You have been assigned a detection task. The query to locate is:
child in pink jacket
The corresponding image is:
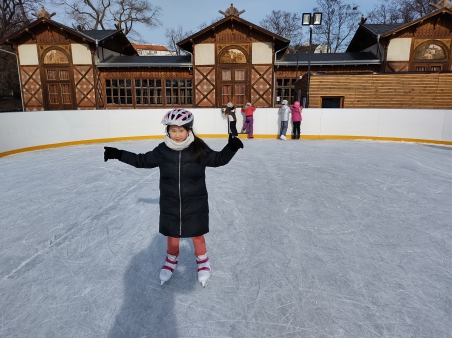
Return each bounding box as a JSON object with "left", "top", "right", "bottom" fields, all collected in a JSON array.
[
  {"left": 241, "top": 102, "right": 256, "bottom": 138},
  {"left": 290, "top": 101, "right": 303, "bottom": 139}
]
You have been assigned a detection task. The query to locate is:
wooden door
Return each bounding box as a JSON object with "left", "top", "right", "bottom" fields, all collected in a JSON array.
[
  {"left": 218, "top": 67, "right": 247, "bottom": 107},
  {"left": 44, "top": 68, "right": 74, "bottom": 110}
]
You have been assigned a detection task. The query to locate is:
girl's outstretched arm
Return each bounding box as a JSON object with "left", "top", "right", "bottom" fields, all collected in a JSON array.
[
  {"left": 103, "top": 145, "right": 162, "bottom": 169},
  {"left": 204, "top": 135, "right": 243, "bottom": 168},
  {"left": 120, "top": 147, "right": 162, "bottom": 169}
]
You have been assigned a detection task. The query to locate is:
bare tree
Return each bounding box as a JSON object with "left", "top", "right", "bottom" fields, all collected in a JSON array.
[
  {"left": 54, "top": 0, "right": 111, "bottom": 30},
  {"left": 53, "top": 0, "right": 162, "bottom": 38},
  {"left": 0, "top": 0, "right": 41, "bottom": 38},
  {"left": 259, "top": 10, "right": 303, "bottom": 47},
  {"left": 197, "top": 16, "right": 223, "bottom": 31},
  {"left": 366, "top": 0, "right": 435, "bottom": 24},
  {"left": 312, "top": 0, "right": 360, "bottom": 53},
  {"left": 365, "top": 2, "right": 401, "bottom": 24},
  {"left": 165, "top": 26, "right": 193, "bottom": 55},
  {"left": 111, "top": 0, "right": 161, "bottom": 37},
  {"left": 400, "top": 0, "right": 434, "bottom": 18}
]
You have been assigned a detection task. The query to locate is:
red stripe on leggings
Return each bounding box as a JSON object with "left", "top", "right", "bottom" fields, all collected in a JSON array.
[
  {"left": 166, "top": 257, "right": 178, "bottom": 264},
  {"left": 162, "top": 265, "right": 174, "bottom": 272}
]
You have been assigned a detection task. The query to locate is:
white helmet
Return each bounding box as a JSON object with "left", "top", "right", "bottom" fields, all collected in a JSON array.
[
  {"left": 161, "top": 108, "right": 194, "bottom": 128},
  {"left": 227, "top": 102, "right": 233, "bottom": 108},
  {"left": 282, "top": 99, "right": 288, "bottom": 105}
]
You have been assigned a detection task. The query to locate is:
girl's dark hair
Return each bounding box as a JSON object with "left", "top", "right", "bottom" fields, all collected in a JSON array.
[{"left": 166, "top": 125, "right": 212, "bottom": 162}]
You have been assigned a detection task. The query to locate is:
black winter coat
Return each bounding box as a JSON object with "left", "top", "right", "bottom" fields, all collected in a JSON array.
[{"left": 120, "top": 142, "right": 236, "bottom": 237}]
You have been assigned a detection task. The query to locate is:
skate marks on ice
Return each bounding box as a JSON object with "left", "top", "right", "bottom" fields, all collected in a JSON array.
[
  {"left": 108, "top": 236, "right": 196, "bottom": 338},
  {"left": 194, "top": 140, "right": 451, "bottom": 337},
  {"left": 1, "top": 169, "right": 158, "bottom": 282},
  {"left": 0, "top": 140, "right": 451, "bottom": 337}
]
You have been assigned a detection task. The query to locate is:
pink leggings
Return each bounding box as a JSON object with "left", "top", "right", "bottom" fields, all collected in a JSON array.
[{"left": 167, "top": 235, "right": 207, "bottom": 257}]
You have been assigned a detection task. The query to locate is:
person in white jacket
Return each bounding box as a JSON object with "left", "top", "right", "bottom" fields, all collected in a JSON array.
[{"left": 278, "top": 99, "right": 291, "bottom": 140}]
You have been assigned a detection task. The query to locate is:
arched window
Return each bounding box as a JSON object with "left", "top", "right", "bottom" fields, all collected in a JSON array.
[
  {"left": 412, "top": 41, "right": 449, "bottom": 72},
  {"left": 43, "top": 49, "right": 69, "bottom": 64},
  {"left": 219, "top": 48, "right": 247, "bottom": 64},
  {"left": 414, "top": 43, "right": 446, "bottom": 60}
]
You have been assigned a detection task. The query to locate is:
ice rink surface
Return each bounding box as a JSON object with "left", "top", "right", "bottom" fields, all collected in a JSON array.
[{"left": 1, "top": 138, "right": 451, "bottom": 338}]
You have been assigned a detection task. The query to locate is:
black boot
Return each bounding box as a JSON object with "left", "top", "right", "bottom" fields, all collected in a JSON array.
[{"left": 296, "top": 131, "right": 300, "bottom": 139}]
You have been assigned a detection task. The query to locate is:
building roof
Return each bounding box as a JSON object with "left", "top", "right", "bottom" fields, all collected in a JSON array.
[
  {"left": 362, "top": 24, "right": 405, "bottom": 36},
  {"left": 347, "top": 8, "right": 452, "bottom": 52},
  {"left": 97, "top": 55, "right": 191, "bottom": 68},
  {"left": 358, "top": 7, "right": 452, "bottom": 38},
  {"left": 378, "top": 7, "right": 452, "bottom": 37},
  {"left": 0, "top": 18, "right": 136, "bottom": 55},
  {"left": 97, "top": 51, "right": 380, "bottom": 68},
  {"left": 276, "top": 52, "right": 381, "bottom": 66},
  {"left": 346, "top": 23, "right": 404, "bottom": 52},
  {"left": 0, "top": 19, "right": 110, "bottom": 44},
  {"left": 177, "top": 15, "right": 289, "bottom": 53}
]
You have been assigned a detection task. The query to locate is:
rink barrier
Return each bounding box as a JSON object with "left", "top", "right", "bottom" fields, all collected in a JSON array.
[{"left": 0, "top": 108, "right": 451, "bottom": 158}]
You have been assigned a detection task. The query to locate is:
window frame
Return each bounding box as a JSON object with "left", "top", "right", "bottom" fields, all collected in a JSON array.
[
  {"left": 275, "top": 77, "right": 297, "bottom": 105},
  {"left": 105, "top": 78, "right": 133, "bottom": 106},
  {"left": 321, "top": 96, "right": 344, "bottom": 108},
  {"left": 165, "top": 78, "right": 193, "bottom": 106},
  {"left": 105, "top": 77, "right": 194, "bottom": 107},
  {"left": 135, "top": 79, "right": 162, "bottom": 106}
]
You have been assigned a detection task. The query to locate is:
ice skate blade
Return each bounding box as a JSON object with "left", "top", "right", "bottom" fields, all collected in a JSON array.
[
  {"left": 201, "top": 281, "right": 208, "bottom": 287},
  {"left": 160, "top": 280, "right": 165, "bottom": 285}
]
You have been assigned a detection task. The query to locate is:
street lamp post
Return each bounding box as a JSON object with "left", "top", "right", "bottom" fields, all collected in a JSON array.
[
  {"left": 0, "top": 48, "right": 24, "bottom": 111},
  {"left": 302, "top": 12, "right": 322, "bottom": 108},
  {"left": 295, "top": 50, "right": 299, "bottom": 80}
]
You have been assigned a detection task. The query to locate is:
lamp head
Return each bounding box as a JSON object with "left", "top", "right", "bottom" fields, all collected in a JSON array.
[{"left": 302, "top": 12, "right": 322, "bottom": 26}]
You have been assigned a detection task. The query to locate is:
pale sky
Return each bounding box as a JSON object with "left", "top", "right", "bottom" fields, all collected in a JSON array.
[{"left": 131, "top": 0, "right": 382, "bottom": 46}]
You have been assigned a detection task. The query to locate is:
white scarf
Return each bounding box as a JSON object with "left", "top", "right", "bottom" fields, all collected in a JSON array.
[{"left": 164, "top": 131, "right": 195, "bottom": 151}]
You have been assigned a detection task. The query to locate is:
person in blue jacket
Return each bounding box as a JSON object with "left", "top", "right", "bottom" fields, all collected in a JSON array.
[{"left": 103, "top": 108, "right": 243, "bottom": 286}]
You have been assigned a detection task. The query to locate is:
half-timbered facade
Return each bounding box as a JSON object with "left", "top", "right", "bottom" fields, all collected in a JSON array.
[
  {"left": 0, "top": 4, "right": 451, "bottom": 111},
  {"left": 176, "top": 15, "right": 289, "bottom": 108},
  {"left": 0, "top": 9, "right": 136, "bottom": 111}
]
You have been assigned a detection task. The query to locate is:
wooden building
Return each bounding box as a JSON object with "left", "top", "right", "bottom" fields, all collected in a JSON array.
[
  {"left": 0, "top": 4, "right": 451, "bottom": 111},
  {"left": 296, "top": 6, "right": 452, "bottom": 108},
  {"left": 0, "top": 8, "right": 136, "bottom": 111}
]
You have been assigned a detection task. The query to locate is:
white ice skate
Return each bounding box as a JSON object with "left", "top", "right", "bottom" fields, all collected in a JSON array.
[
  {"left": 159, "top": 254, "right": 178, "bottom": 285},
  {"left": 196, "top": 254, "right": 211, "bottom": 287}
]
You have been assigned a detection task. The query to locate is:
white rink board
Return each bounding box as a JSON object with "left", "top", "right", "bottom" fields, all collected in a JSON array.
[
  {"left": 0, "top": 108, "right": 451, "bottom": 155},
  {"left": 319, "top": 109, "right": 380, "bottom": 137},
  {"left": 377, "top": 109, "right": 448, "bottom": 140}
]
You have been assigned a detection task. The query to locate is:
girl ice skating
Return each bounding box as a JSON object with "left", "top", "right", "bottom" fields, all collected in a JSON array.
[
  {"left": 241, "top": 102, "right": 256, "bottom": 138},
  {"left": 223, "top": 102, "right": 238, "bottom": 137},
  {"left": 103, "top": 108, "right": 244, "bottom": 286}
]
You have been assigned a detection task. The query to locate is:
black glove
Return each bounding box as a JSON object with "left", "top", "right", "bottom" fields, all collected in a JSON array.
[
  {"left": 104, "top": 147, "right": 123, "bottom": 162},
  {"left": 227, "top": 134, "right": 244, "bottom": 152}
]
